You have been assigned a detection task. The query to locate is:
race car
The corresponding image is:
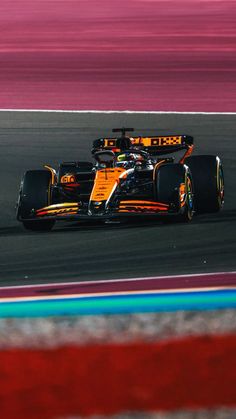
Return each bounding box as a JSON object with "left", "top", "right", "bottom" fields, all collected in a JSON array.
[{"left": 16, "top": 127, "right": 224, "bottom": 231}]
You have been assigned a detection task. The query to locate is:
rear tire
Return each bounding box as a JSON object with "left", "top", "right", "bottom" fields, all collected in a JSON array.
[
  {"left": 17, "top": 170, "right": 55, "bottom": 231},
  {"left": 185, "top": 155, "right": 224, "bottom": 213},
  {"left": 155, "top": 163, "right": 194, "bottom": 222}
]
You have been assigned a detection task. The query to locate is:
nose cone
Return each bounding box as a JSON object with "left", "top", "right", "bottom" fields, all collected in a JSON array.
[{"left": 89, "top": 200, "right": 106, "bottom": 215}]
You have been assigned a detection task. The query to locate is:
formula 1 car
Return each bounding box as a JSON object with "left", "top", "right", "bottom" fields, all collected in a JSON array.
[{"left": 16, "top": 127, "right": 224, "bottom": 231}]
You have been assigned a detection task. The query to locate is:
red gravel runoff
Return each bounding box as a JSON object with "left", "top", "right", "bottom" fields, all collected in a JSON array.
[{"left": 1, "top": 335, "right": 236, "bottom": 418}]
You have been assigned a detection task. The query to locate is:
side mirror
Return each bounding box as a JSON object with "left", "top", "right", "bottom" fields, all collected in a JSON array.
[{"left": 94, "top": 150, "right": 116, "bottom": 167}]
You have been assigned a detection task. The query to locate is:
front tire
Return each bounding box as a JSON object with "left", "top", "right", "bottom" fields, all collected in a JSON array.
[
  {"left": 17, "top": 170, "right": 55, "bottom": 231},
  {"left": 185, "top": 155, "right": 224, "bottom": 213},
  {"left": 155, "top": 163, "right": 194, "bottom": 222}
]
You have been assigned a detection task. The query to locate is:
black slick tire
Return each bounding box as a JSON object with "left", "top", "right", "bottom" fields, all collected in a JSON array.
[
  {"left": 155, "top": 163, "right": 194, "bottom": 222},
  {"left": 17, "top": 170, "right": 55, "bottom": 231},
  {"left": 185, "top": 155, "right": 224, "bottom": 213}
]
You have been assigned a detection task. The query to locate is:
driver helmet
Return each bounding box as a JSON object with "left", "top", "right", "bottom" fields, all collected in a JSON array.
[
  {"left": 116, "top": 152, "right": 145, "bottom": 167},
  {"left": 117, "top": 153, "right": 128, "bottom": 162},
  {"left": 116, "top": 153, "right": 130, "bottom": 168}
]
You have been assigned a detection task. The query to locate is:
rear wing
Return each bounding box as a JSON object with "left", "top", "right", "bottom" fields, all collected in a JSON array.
[{"left": 93, "top": 135, "right": 193, "bottom": 154}]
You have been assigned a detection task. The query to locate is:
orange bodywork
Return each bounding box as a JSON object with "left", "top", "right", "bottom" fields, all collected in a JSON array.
[
  {"left": 131, "top": 136, "right": 182, "bottom": 147},
  {"left": 103, "top": 135, "right": 188, "bottom": 150},
  {"left": 36, "top": 203, "right": 79, "bottom": 217},
  {"left": 119, "top": 200, "right": 169, "bottom": 213},
  {"left": 61, "top": 174, "right": 76, "bottom": 184},
  {"left": 44, "top": 165, "right": 57, "bottom": 184},
  {"left": 179, "top": 183, "right": 186, "bottom": 207},
  {"left": 90, "top": 168, "right": 127, "bottom": 202},
  {"left": 179, "top": 144, "right": 194, "bottom": 164}
]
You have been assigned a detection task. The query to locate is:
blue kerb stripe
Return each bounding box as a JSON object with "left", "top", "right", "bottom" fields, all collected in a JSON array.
[{"left": 0, "top": 289, "right": 236, "bottom": 318}]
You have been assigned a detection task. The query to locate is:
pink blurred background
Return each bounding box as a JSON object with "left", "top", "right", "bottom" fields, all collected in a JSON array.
[{"left": 0, "top": 0, "right": 235, "bottom": 111}]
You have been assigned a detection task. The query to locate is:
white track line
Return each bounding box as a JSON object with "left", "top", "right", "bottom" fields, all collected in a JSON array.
[
  {"left": 0, "top": 271, "right": 235, "bottom": 290},
  {"left": 0, "top": 109, "right": 236, "bottom": 115}
]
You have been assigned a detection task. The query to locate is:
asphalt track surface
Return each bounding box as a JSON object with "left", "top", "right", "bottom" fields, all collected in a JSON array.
[{"left": 0, "top": 111, "right": 235, "bottom": 286}]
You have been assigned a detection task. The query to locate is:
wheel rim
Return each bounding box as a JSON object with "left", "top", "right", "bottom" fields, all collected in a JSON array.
[
  {"left": 217, "top": 163, "right": 224, "bottom": 207},
  {"left": 186, "top": 175, "right": 194, "bottom": 219}
]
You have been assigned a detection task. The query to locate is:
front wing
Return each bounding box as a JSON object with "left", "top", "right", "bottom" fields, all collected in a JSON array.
[{"left": 18, "top": 200, "right": 182, "bottom": 222}]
